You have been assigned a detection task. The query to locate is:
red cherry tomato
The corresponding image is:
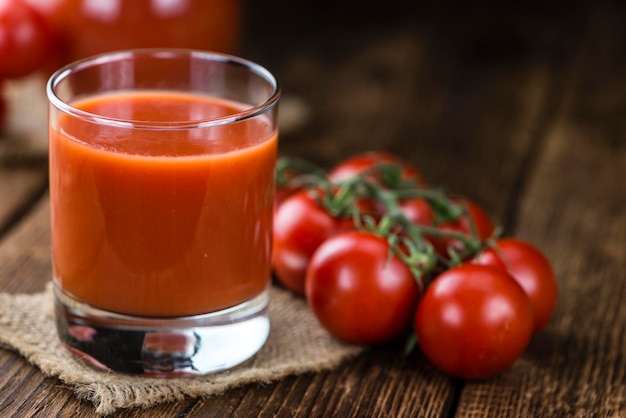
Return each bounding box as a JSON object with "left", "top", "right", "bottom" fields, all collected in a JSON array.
[
  {"left": 0, "top": 0, "right": 54, "bottom": 78},
  {"left": 415, "top": 264, "right": 534, "bottom": 380},
  {"left": 429, "top": 199, "right": 496, "bottom": 258},
  {"left": 306, "top": 231, "right": 420, "bottom": 345},
  {"left": 400, "top": 197, "right": 435, "bottom": 227},
  {"left": 474, "top": 238, "right": 558, "bottom": 334},
  {"left": 274, "top": 183, "right": 299, "bottom": 212},
  {"left": 272, "top": 189, "right": 352, "bottom": 295},
  {"left": 328, "top": 151, "right": 426, "bottom": 186}
]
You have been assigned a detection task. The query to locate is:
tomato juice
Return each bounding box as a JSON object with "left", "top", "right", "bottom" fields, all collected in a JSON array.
[{"left": 49, "top": 91, "right": 277, "bottom": 317}]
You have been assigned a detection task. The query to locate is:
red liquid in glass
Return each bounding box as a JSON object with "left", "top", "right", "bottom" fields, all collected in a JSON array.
[{"left": 50, "top": 91, "right": 277, "bottom": 317}]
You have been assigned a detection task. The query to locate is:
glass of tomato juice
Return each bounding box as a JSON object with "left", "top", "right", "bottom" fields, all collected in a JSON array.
[{"left": 46, "top": 49, "right": 280, "bottom": 376}]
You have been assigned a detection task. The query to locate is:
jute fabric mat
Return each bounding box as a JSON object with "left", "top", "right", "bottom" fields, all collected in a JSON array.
[{"left": 0, "top": 284, "right": 363, "bottom": 415}]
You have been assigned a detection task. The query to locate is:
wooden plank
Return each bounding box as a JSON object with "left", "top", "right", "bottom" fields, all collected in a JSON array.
[
  {"left": 191, "top": 349, "right": 456, "bottom": 417},
  {"left": 0, "top": 197, "right": 50, "bottom": 294},
  {"left": 456, "top": 3, "right": 626, "bottom": 417},
  {"left": 0, "top": 166, "right": 47, "bottom": 237}
]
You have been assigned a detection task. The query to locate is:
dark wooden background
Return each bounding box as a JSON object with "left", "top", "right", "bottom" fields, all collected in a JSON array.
[{"left": 0, "top": 0, "right": 624, "bottom": 416}]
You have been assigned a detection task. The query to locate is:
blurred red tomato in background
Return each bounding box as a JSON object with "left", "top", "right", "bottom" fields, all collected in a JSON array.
[{"left": 26, "top": 0, "right": 242, "bottom": 74}]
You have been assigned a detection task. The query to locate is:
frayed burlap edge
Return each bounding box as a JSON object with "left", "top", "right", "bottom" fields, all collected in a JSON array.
[{"left": 0, "top": 285, "right": 364, "bottom": 415}]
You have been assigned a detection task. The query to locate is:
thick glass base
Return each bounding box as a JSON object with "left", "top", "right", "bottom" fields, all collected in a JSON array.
[{"left": 53, "top": 283, "right": 270, "bottom": 376}]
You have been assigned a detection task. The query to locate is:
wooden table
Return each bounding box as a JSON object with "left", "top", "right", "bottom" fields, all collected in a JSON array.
[{"left": 1, "top": 1, "right": 624, "bottom": 416}]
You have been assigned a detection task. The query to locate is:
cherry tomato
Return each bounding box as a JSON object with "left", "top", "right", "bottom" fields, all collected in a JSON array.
[
  {"left": 474, "top": 238, "right": 558, "bottom": 334},
  {"left": 275, "top": 183, "right": 299, "bottom": 213},
  {"left": 429, "top": 199, "right": 496, "bottom": 258},
  {"left": 0, "top": 0, "right": 54, "bottom": 78},
  {"left": 328, "top": 151, "right": 426, "bottom": 186},
  {"left": 306, "top": 231, "right": 420, "bottom": 345},
  {"left": 272, "top": 189, "right": 352, "bottom": 295},
  {"left": 400, "top": 197, "right": 435, "bottom": 227},
  {"left": 415, "top": 264, "right": 534, "bottom": 380}
]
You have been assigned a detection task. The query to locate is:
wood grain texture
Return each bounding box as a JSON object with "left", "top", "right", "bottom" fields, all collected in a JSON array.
[
  {"left": 0, "top": 166, "right": 47, "bottom": 237},
  {"left": 0, "top": 1, "right": 624, "bottom": 416}
]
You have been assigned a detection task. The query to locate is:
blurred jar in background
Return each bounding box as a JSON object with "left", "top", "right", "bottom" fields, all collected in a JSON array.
[{"left": 27, "top": 0, "right": 242, "bottom": 72}]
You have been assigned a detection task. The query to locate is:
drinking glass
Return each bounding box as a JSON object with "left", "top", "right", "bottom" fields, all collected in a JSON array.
[{"left": 47, "top": 49, "right": 280, "bottom": 375}]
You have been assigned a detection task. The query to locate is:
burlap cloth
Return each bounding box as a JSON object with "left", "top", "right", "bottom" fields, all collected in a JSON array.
[{"left": 0, "top": 284, "right": 364, "bottom": 415}]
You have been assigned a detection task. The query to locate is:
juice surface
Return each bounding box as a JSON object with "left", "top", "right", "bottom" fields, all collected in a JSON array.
[{"left": 49, "top": 91, "right": 277, "bottom": 317}]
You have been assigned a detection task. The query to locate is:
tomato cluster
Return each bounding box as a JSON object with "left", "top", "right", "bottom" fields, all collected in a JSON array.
[{"left": 273, "top": 151, "right": 558, "bottom": 380}]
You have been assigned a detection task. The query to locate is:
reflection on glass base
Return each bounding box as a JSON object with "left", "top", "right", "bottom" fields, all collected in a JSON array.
[{"left": 53, "top": 283, "right": 270, "bottom": 376}]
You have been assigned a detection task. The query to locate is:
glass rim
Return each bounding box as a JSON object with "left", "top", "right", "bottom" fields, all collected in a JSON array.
[{"left": 46, "top": 48, "right": 281, "bottom": 130}]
